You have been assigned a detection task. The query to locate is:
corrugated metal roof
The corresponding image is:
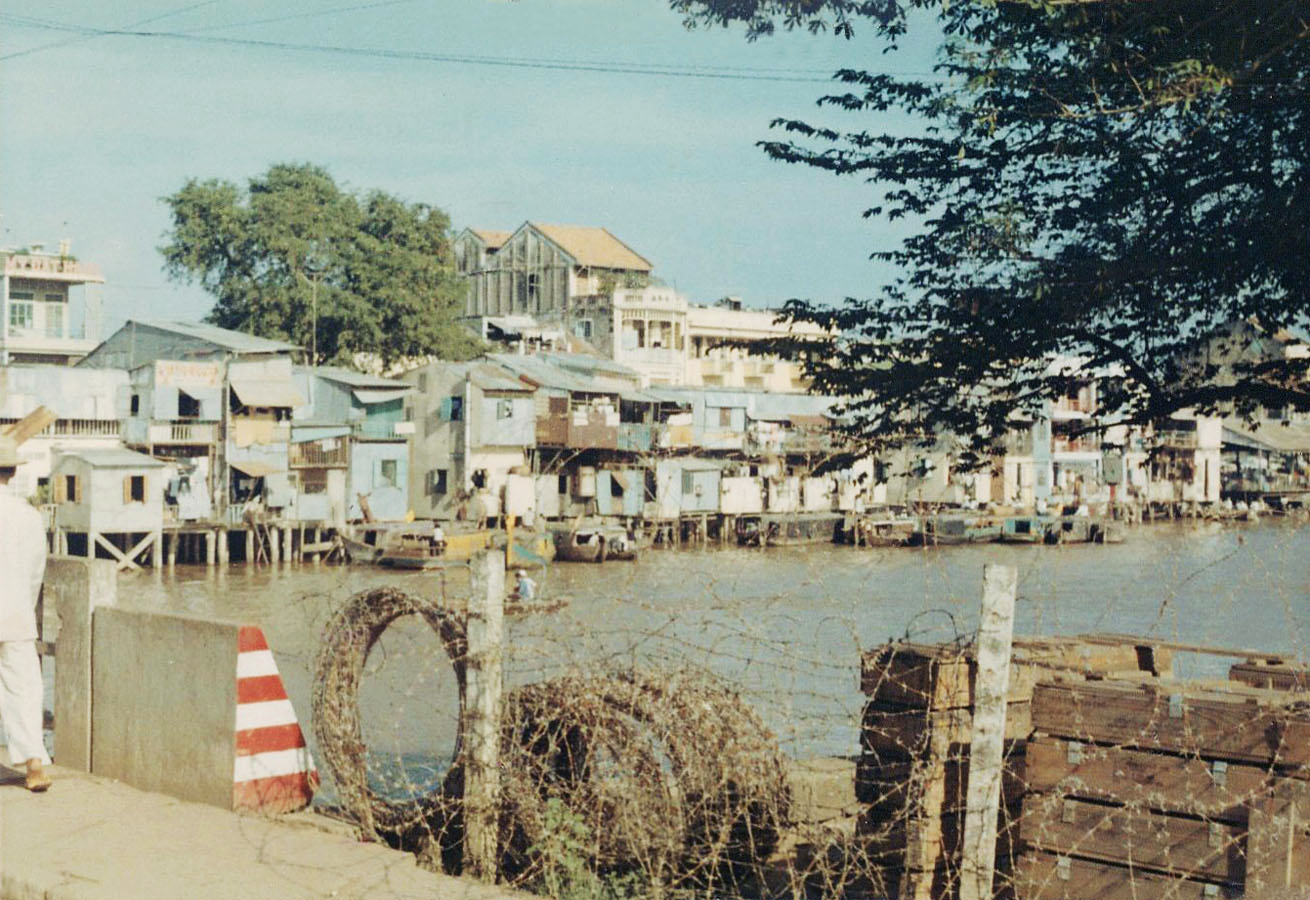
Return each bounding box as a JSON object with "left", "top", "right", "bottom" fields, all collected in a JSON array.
[
  {"left": 469, "top": 363, "right": 532, "bottom": 393},
  {"left": 309, "top": 366, "right": 410, "bottom": 390},
  {"left": 136, "top": 321, "right": 298, "bottom": 353},
  {"left": 678, "top": 457, "right": 730, "bottom": 472},
  {"left": 487, "top": 353, "right": 631, "bottom": 396},
  {"left": 530, "top": 224, "right": 653, "bottom": 271},
  {"left": 230, "top": 459, "right": 285, "bottom": 478},
  {"left": 1223, "top": 420, "right": 1310, "bottom": 453},
  {"left": 352, "top": 388, "right": 409, "bottom": 405},
  {"left": 61, "top": 448, "right": 164, "bottom": 468}
]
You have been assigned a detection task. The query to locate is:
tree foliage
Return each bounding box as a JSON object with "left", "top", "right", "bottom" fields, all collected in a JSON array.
[
  {"left": 676, "top": 0, "right": 1310, "bottom": 461},
  {"left": 160, "top": 163, "right": 482, "bottom": 370}
]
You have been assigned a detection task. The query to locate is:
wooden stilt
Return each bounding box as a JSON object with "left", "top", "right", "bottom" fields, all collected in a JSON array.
[{"left": 245, "top": 528, "right": 254, "bottom": 565}]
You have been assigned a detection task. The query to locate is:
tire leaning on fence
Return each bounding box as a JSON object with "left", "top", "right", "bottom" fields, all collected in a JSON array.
[{"left": 312, "top": 586, "right": 468, "bottom": 852}]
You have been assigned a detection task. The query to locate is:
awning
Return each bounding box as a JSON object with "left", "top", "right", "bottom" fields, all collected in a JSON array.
[
  {"left": 679, "top": 458, "right": 727, "bottom": 472},
  {"left": 1223, "top": 420, "right": 1310, "bottom": 453},
  {"left": 351, "top": 387, "right": 409, "bottom": 405},
  {"left": 229, "top": 460, "right": 284, "bottom": 478},
  {"left": 609, "top": 470, "right": 630, "bottom": 491},
  {"left": 230, "top": 378, "right": 304, "bottom": 409},
  {"left": 788, "top": 414, "right": 830, "bottom": 428}
]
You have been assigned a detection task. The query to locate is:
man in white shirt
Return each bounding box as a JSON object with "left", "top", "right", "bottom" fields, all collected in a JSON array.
[{"left": 0, "top": 436, "right": 51, "bottom": 791}]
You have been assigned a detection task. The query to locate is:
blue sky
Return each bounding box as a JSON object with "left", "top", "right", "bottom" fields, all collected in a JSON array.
[{"left": 0, "top": 0, "right": 938, "bottom": 334}]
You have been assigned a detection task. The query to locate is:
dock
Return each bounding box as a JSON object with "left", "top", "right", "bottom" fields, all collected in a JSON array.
[{"left": 0, "top": 756, "right": 522, "bottom": 900}]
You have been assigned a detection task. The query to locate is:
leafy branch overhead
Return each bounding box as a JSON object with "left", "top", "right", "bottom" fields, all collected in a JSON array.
[
  {"left": 676, "top": 0, "right": 1310, "bottom": 463},
  {"left": 159, "top": 163, "right": 482, "bottom": 370}
]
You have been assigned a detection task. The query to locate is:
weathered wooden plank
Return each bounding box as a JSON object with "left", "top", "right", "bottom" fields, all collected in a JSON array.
[
  {"left": 1244, "top": 782, "right": 1310, "bottom": 899},
  {"left": 1031, "top": 680, "right": 1310, "bottom": 767},
  {"left": 1024, "top": 736, "right": 1277, "bottom": 823},
  {"left": 1019, "top": 794, "right": 1247, "bottom": 882},
  {"left": 1230, "top": 660, "right": 1310, "bottom": 693},
  {"left": 1014, "top": 851, "right": 1241, "bottom": 900},
  {"left": 858, "top": 803, "right": 1025, "bottom": 865},
  {"left": 856, "top": 755, "right": 1027, "bottom": 814},
  {"left": 862, "top": 702, "right": 1032, "bottom": 760}
]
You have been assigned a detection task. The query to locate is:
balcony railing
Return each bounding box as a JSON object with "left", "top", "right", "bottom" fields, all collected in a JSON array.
[
  {"left": 290, "top": 441, "right": 349, "bottom": 468},
  {"left": 1, "top": 418, "right": 121, "bottom": 439},
  {"left": 149, "top": 421, "right": 217, "bottom": 444}
]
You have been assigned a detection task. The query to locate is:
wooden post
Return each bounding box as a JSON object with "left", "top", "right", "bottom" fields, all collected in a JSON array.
[
  {"left": 959, "top": 564, "right": 1018, "bottom": 900},
  {"left": 464, "top": 549, "right": 505, "bottom": 882},
  {"left": 244, "top": 528, "right": 254, "bottom": 565}
]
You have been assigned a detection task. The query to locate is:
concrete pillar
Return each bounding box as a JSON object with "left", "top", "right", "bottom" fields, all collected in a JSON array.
[
  {"left": 217, "top": 528, "right": 229, "bottom": 565},
  {"left": 167, "top": 532, "right": 178, "bottom": 567},
  {"left": 152, "top": 531, "right": 162, "bottom": 569},
  {"left": 270, "top": 526, "right": 280, "bottom": 565},
  {"left": 49, "top": 557, "right": 117, "bottom": 772},
  {"left": 205, "top": 530, "right": 216, "bottom": 567},
  {"left": 465, "top": 550, "right": 505, "bottom": 881},
  {"left": 244, "top": 528, "right": 254, "bottom": 565},
  {"left": 283, "top": 526, "right": 293, "bottom": 564}
]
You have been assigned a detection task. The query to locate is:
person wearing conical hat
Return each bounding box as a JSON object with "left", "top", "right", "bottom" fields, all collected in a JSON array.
[{"left": 0, "top": 434, "right": 51, "bottom": 791}]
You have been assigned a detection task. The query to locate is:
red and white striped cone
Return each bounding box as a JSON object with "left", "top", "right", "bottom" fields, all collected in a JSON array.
[{"left": 233, "top": 626, "right": 318, "bottom": 813}]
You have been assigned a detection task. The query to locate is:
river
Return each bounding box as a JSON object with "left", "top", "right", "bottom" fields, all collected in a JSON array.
[{"left": 110, "top": 518, "right": 1309, "bottom": 800}]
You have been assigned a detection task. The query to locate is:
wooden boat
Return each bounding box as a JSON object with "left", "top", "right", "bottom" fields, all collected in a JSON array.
[
  {"left": 908, "top": 515, "right": 1003, "bottom": 546},
  {"left": 738, "top": 513, "right": 844, "bottom": 547},
  {"left": 999, "top": 515, "right": 1052, "bottom": 544},
  {"left": 339, "top": 533, "right": 384, "bottom": 564},
  {"left": 849, "top": 516, "right": 917, "bottom": 547},
  {"left": 551, "top": 521, "right": 637, "bottom": 563}
]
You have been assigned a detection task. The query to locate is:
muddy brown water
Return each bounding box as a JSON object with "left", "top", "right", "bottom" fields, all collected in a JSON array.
[{"left": 101, "top": 519, "right": 1310, "bottom": 801}]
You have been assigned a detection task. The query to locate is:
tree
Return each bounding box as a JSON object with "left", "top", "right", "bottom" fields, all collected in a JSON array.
[
  {"left": 675, "top": 0, "right": 1310, "bottom": 462},
  {"left": 160, "top": 163, "right": 482, "bottom": 370}
]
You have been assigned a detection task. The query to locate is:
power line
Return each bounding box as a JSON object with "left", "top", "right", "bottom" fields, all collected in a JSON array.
[
  {"left": 0, "top": 15, "right": 847, "bottom": 82},
  {"left": 0, "top": 1, "right": 220, "bottom": 62}
]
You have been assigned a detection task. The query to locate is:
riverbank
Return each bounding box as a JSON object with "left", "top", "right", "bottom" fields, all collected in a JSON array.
[{"left": 0, "top": 753, "right": 521, "bottom": 900}]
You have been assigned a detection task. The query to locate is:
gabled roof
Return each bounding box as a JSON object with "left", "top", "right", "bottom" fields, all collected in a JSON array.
[
  {"left": 135, "top": 321, "right": 298, "bottom": 354},
  {"left": 529, "top": 224, "right": 652, "bottom": 272},
  {"left": 469, "top": 229, "right": 512, "bottom": 250}
]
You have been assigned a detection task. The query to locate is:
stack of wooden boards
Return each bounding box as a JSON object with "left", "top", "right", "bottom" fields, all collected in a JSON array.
[
  {"left": 856, "top": 635, "right": 1172, "bottom": 899},
  {"left": 1017, "top": 656, "right": 1310, "bottom": 899}
]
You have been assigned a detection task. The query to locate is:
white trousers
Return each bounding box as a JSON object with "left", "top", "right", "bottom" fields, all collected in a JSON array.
[{"left": 0, "top": 641, "right": 50, "bottom": 766}]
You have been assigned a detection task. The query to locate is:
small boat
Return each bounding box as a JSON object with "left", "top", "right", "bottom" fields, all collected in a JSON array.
[
  {"left": 738, "top": 513, "right": 844, "bottom": 547},
  {"left": 999, "top": 516, "right": 1051, "bottom": 544},
  {"left": 552, "top": 521, "right": 637, "bottom": 563},
  {"left": 908, "top": 515, "right": 1003, "bottom": 546},
  {"left": 377, "top": 547, "right": 449, "bottom": 570},
  {"left": 339, "top": 533, "right": 384, "bottom": 564},
  {"left": 849, "top": 516, "right": 917, "bottom": 547}
]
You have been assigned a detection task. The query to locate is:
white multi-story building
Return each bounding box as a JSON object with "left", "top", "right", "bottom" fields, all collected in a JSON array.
[{"left": 1, "top": 241, "right": 104, "bottom": 365}]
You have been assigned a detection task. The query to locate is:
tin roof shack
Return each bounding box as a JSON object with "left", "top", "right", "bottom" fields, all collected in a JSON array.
[
  {"left": 1220, "top": 418, "right": 1310, "bottom": 501},
  {"left": 78, "top": 320, "right": 297, "bottom": 370},
  {"left": 52, "top": 448, "right": 165, "bottom": 568},
  {"left": 226, "top": 358, "right": 300, "bottom": 521},
  {"left": 403, "top": 359, "right": 535, "bottom": 521},
  {"left": 0, "top": 365, "right": 128, "bottom": 499},
  {"left": 122, "top": 360, "right": 223, "bottom": 521},
  {"left": 295, "top": 367, "right": 414, "bottom": 522},
  {"left": 594, "top": 468, "right": 645, "bottom": 518}
]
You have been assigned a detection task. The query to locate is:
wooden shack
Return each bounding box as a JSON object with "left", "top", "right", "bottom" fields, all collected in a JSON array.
[{"left": 52, "top": 447, "right": 166, "bottom": 569}]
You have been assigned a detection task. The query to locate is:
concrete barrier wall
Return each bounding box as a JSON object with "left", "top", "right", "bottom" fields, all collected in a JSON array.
[
  {"left": 47, "top": 556, "right": 117, "bottom": 772},
  {"left": 91, "top": 608, "right": 238, "bottom": 809}
]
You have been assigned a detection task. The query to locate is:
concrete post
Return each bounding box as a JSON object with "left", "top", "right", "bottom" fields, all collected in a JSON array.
[
  {"left": 959, "top": 564, "right": 1018, "bottom": 900},
  {"left": 218, "top": 528, "right": 229, "bottom": 565},
  {"left": 244, "top": 528, "right": 254, "bottom": 564},
  {"left": 49, "top": 557, "right": 117, "bottom": 772},
  {"left": 205, "top": 530, "right": 216, "bottom": 567},
  {"left": 464, "top": 550, "right": 505, "bottom": 882}
]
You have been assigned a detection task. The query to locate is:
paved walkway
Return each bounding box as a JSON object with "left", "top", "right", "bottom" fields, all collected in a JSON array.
[{"left": 0, "top": 760, "right": 519, "bottom": 900}]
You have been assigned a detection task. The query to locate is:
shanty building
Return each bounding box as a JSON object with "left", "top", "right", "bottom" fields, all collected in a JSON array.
[{"left": 51, "top": 447, "right": 165, "bottom": 569}]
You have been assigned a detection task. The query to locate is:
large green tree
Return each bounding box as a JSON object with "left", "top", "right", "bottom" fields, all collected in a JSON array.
[
  {"left": 160, "top": 163, "right": 482, "bottom": 370},
  {"left": 676, "top": 0, "right": 1310, "bottom": 461}
]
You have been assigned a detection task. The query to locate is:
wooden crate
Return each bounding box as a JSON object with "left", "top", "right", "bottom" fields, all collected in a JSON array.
[
  {"left": 858, "top": 802, "right": 1025, "bottom": 864},
  {"left": 1015, "top": 850, "right": 1240, "bottom": 899},
  {"left": 856, "top": 755, "right": 1027, "bottom": 815},
  {"left": 1019, "top": 793, "right": 1246, "bottom": 882},
  {"left": 861, "top": 702, "right": 1032, "bottom": 761},
  {"left": 1025, "top": 736, "right": 1275, "bottom": 823},
  {"left": 1229, "top": 658, "right": 1310, "bottom": 692},
  {"left": 1031, "top": 680, "right": 1310, "bottom": 768}
]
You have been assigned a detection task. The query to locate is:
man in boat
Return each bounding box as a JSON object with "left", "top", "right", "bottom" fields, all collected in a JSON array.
[
  {"left": 429, "top": 520, "right": 446, "bottom": 556},
  {"left": 513, "top": 569, "right": 537, "bottom": 604},
  {"left": 0, "top": 435, "right": 51, "bottom": 792}
]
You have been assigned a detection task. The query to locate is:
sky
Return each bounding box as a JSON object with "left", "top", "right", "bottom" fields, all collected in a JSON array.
[{"left": 0, "top": 0, "right": 938, "bottom": 336}]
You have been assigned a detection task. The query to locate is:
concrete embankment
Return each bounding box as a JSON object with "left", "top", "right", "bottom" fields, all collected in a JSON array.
[{"left": 0, "top": 759, "right": 520, "bottom": 900}]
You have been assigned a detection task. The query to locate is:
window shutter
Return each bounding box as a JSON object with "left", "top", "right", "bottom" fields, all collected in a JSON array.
[
  {"left": 54, "top": 474, "right": 65, "bottom": 503},
  {"left": 74, "top": 475, "right": 82, "bottom": 504},
  {"left": 123, "top": 476, "right": 132, "bottom": 504}
]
